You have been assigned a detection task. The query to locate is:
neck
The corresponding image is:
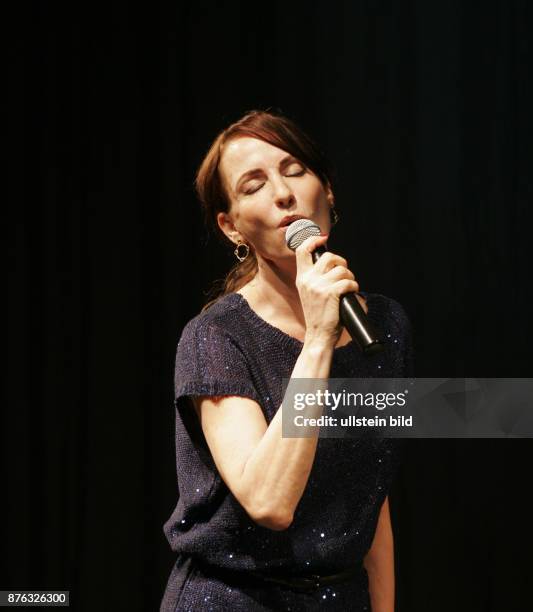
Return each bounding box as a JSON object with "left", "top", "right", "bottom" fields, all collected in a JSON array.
[{"left": 247, "top": 256, "right": 305, "bottom": 327}]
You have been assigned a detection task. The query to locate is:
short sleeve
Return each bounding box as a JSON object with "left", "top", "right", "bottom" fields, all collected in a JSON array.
[
  {"left": 387, "top": 298, "right": 415, "bottom": 377},
  {"left": 174, "top": 318, "right": 261, "bottom": 406}
]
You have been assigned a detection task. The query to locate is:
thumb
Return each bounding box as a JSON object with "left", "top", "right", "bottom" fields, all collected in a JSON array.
[{"left": 294, "top": 234, "right": 329, "bottom": 271}]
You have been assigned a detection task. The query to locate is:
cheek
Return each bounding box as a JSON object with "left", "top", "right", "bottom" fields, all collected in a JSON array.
[
  {"left": 238, "top": 209, "right": 270, "bottom": 243},
  {"left": 240, "top": 201, "right": 271, "bottom": 226},
  {"left": 301, "top": 179, "right": 326, "bottom": 202},
  {"left": 231, "top": 202, "right": 265, "bottom": 227}
]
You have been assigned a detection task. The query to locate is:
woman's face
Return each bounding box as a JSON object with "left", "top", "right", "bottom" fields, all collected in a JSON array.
[{"left": 217, "top": 136, "right": 334, "bottom": 262}]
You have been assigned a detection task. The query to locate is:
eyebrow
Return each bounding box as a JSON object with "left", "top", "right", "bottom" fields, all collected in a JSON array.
[{"left": 234, "top": 154, "right": 300, "bottom": 192}]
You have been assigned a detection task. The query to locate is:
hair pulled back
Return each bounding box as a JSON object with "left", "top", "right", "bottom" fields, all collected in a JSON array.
[{"left": 195, "top": 109, "right": 334, "bottom": 310}]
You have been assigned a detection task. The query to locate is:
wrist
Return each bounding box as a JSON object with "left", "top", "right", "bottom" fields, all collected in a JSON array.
[{"left": 302, "top": 334, "right": 336, "bottom": 354}]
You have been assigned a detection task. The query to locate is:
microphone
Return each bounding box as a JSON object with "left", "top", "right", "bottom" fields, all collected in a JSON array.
[{"left": 285, "top": 218, "right": 383, "bottom": 355}]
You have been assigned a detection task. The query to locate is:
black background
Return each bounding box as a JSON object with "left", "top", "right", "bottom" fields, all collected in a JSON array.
[{"left": 6, "top": 1, "right": 533, "bottom": 610}]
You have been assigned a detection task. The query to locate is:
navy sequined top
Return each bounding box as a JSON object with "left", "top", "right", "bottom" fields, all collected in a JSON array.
[{"left": 163, "top": 291, "right": 413, "bottom": 578}]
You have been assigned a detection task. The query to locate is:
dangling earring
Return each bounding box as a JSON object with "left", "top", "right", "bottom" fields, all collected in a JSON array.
[
  {"left": 330, "top": 205, "right": 339, "bottom": 226},
  {"left": 234, "top": 240, "right": 250, "bottom": 262}
]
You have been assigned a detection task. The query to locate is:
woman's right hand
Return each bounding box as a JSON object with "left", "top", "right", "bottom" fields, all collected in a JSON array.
[{"left": 295, "top": 234, "right": 363, "bottom": 347}]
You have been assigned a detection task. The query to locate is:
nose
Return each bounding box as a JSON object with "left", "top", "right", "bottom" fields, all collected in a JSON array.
[{"left": 271, "top": 174, "right": 295, "bottom": 208}]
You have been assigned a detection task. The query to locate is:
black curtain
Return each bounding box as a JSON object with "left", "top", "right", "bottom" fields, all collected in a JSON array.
[{"left": 7, "top": 1, "right": 532, "bottom": 610}]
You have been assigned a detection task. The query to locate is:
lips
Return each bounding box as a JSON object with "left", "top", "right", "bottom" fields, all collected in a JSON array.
[{"left": 278, "top": 215, "right": 306, "bottom": 228}]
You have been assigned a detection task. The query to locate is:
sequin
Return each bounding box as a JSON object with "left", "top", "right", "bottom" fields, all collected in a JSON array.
[{"left": 162, "top": 292, "right": 411, "bottom": 611}]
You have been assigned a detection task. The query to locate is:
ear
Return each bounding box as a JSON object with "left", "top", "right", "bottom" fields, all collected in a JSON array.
[
  {"left": 217, "top": 211, "right": 241, "bottom": 244},
  {"left": 325, "top": 182, "right": 335, "bottom": 207}
]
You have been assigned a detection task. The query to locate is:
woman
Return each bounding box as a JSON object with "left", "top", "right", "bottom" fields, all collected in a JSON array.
[{"left": 161, "top": 110, "right": 413, "bottom": 611}]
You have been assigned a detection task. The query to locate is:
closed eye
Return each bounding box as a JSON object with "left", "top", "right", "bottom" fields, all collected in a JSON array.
[
  {"left": 244, "top": 183, "right": 264, "bottom": 195},
  {"left": 243, "top": 167, "right": 306, "bottom": 196},
  {"left": 286, "top": 168, "right": 305, "bottom": 177}
]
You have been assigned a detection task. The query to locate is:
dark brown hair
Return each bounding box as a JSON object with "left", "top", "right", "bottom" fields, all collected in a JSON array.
[{"left": 195, "top": 109, "right": 335, "bottom": 310}]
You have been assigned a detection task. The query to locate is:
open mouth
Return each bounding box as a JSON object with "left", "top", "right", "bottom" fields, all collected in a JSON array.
[{"left": 278, "top": 215, "right": 306, "bottom": 228}]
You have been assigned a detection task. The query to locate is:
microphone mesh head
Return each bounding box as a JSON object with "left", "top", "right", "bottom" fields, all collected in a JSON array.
[{"left": 285, "top": 218, "right": 322, "bottom": 250}]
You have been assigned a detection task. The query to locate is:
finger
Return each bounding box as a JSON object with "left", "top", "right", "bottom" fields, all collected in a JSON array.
[
  {"left": 332, "top": 279, "right": 360, "bottom": 297},
  {"left": 324, "top": 266, "right": 358, "bottom": 287},
  {"left": 332, "top": 282, "right": 368, "bottom": 314},
  {"left": 294, "top": 234, "right": 329, "bottom": 272},
  {"left": 314, "top": 253, "right": 348, "bottom": 274}
]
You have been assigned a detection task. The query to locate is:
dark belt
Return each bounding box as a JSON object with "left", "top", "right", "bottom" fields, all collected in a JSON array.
[{"left": 193, "top": 558, "right": 364, "bottom": 593}]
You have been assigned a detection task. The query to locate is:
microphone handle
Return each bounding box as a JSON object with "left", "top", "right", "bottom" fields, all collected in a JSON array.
[{"left": 312, "top": 246, "right": 383, "bottom": 355}]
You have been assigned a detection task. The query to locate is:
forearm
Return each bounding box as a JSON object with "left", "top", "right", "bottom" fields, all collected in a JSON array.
[
  {"left": 365, "top": 552, "right": 395, "bottom": 612},
  {"left": 364, "top": 497, "right": 395, "bottom": 612},
  {"left": 240, "top": 338, "right": 334, "bottom": 526}
]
